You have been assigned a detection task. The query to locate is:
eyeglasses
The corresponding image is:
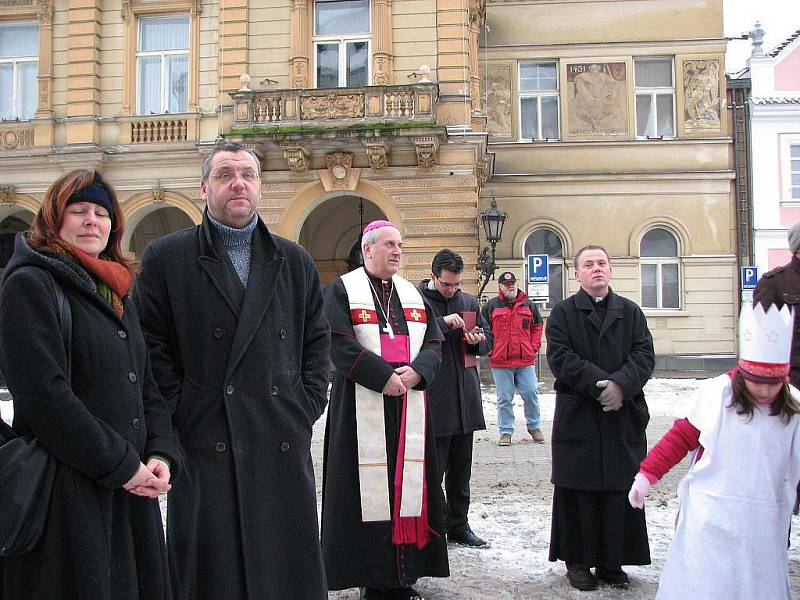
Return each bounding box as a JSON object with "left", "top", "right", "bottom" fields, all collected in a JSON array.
[
  {"left": 211, "top": 169, "right": 260, "bottom": 183},
  {"left": 435, "top": 277, "right": 462, "bottom": 289}
]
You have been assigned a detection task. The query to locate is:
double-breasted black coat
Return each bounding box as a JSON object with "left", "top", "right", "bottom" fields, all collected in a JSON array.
[
  {"left": 133, "top": 215, "right": 330, "bottom": 600},
  {"left": 546, "top": 288, "right": 655, "bottom": 491},
  {"left": 418, "top": 281, "right": 491, "bottom": 437},
  {"left": 0, "top": 234, "right": 180, "bottom": 600}
]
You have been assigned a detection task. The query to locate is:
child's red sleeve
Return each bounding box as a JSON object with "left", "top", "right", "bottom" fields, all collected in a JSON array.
[{"left": 639, "top": 418, "right": 701, "bottom": 483}]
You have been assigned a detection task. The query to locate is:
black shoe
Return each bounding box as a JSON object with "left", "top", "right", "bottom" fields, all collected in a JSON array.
[
  {"left": 595, "top": 567, "right": 629, "bottom": 588},
  {"left": 448, "top": 528, "right": 488, "bottom": 547},
  {"left": 387, "top": 587, "right": 424, "bottom": 600},
  {"left": 566, "top": 566, "right": 599, "bottom": 591},
  {"left": 360, "top": 588, "right": 390, "bottom": 600}
]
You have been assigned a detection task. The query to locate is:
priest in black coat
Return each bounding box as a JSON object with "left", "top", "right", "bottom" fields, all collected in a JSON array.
[
  {"left": 321, "top": 221, "right": 448, "bottom": 600},
  {"left": 546, "top": 245, "right": 655, "bottom": 592}
]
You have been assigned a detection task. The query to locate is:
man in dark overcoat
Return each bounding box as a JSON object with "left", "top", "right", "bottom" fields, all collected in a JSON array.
[
  {"left": 418, "top": 249, "right": 492, "bottom": 547},
  {"left": 321, "top": 221, "right": 447, "bottom": 600},
  {"left": 133, "top": 142, "right": 330, "bottom": 600},
  {"left": 546, "top": 244, "right": 655, "bottom": 591},
  {"left": 754, "top": 221, "right": 800, "bottom": 388}
]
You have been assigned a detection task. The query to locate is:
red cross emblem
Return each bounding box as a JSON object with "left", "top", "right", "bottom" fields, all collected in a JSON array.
[
  {"left": 409, "top": 309, "right": 422, "bottom": 321},
  {"left": 351, "top": 308, "right": 377, "bottom": 324}
]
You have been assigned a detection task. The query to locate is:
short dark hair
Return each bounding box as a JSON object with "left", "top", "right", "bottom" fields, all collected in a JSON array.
[
  {"left": 201, "top": 142, "right": 261, "bottom": 182},
  {"left": 431, "top": 248, "right": 464, "bottom": 276},
  {"left": 574, "top": 244, "right": 610, "bottom": 270}
]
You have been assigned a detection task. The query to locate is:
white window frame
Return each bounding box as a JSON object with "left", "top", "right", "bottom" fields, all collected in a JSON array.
[
  {"left": 313, "top": 1, "right": 371, "bottom": 88},
  {"left": 0, "top": 22, "right": 39, "bottom": 121},
  {"left": 518, "top": 61, "right": 560, "bottom": 141},
  {"left": 634, "top": 57, "right": 676, "bottom": 140},
  {"left": 640, "top": 228, "right": 681, "bottom": 310},
  {"left": 135, "top": 15, "right": 189, "bottom": 115},
  {"left": 789, "top": 142, "right": 800, "bottom": 201}
]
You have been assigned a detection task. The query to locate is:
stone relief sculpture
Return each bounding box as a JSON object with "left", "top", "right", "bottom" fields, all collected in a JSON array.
[
  {"left": 300, "top": 93, "right": 365, "bottom": 119},
  {"left": 566, "top": 62, "right": 628, "bottom": 137},
  {"left": 683, "top": 59, "right": 720, "bottom": 133},
  {"left": 484, "top": 65, "right": 513, "bottom": 139}
]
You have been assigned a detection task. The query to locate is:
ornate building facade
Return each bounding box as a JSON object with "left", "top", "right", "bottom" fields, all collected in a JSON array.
[
  {"left": 0, "top": 0, "right": 737, "bottom": 366},
  {"left": 481, "top": 0, "right": 737, "bottom": 368}
]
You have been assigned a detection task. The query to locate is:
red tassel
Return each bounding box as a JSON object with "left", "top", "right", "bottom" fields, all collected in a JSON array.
[{"left": 391, "top": 392, "right": 430, "bottom": 549}]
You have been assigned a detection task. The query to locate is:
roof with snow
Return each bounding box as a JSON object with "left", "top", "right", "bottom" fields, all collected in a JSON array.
[
  {"left": 768, "top": 29, "right": 800, "bottom": 58},
  {"left": 751, "top": 96, "right": 800, "bottom": 105}
]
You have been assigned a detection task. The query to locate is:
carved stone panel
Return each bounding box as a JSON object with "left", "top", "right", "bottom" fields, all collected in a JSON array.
[
  {"left": 0, "top": 128, "right": 34, "bottom": 150},
  {"left": 413, "top": 137, "right": 439, "bottom": 171},
  {"left": 0, "top": 185, "right": 16, "bottom": 206},
  {"left": 300, "top": 93, "right": 365, "bottom": 120},
  {"left": 363, "top": 140, "right": 389, "bottom": 170},
  {"left": 565, "top": 61, "right": 629, "bottom": 138},
  {"left": 282, "top": 143, "right": 309, "bottom": 172},
  {"left": 483, "top": 63, "right": 513, "bottom": 140},
  {"left": 682, "top": 58, "right": 721, "bottom": 134}
]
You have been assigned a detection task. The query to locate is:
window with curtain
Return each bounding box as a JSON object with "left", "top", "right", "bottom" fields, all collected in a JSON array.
[
  {"left": 791, "top": 144, "right": 800, "bottom": 199},
  {"left": 519, "top": 61, "right": 560, "bottom": 140},
  {"left": 524, "top": 228, "right": 564, "bottom": 308},
  {"left": 640, "top": 227, "right": 680, "bottom": 309},
  {"left": 136, "top": 16, "right": 189, "bottom": 115},
  {"left": 0, "top": 22, "right": 39, "bottom": 121},
  {"left": 314, "top": 0, "right": 370, "bottom": 88},
  {"left": 634, "top": 58, "right": 675, "bottom": 139}
]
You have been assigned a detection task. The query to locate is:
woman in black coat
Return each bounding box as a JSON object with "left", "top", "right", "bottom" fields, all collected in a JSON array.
[{"left": 0, "top": 170, "right": 181, "bottom": 600}]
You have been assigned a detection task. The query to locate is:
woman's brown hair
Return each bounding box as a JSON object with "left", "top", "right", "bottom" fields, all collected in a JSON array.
[
  {"left": 29, "top": 169, "right": 134, "bottom": 274},
  {"left": 730, "top": 370, "right": 800, "bottom": 423}
]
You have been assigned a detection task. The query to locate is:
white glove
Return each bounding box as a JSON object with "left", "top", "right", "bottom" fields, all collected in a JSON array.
[{"left": 628, "top": 473, "right": 652, "bottom": 509}]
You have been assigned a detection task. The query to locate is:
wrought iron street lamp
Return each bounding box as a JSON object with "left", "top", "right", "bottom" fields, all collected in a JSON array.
[{"left": 477, "top": 198, "right": 507, "bottom": 297}]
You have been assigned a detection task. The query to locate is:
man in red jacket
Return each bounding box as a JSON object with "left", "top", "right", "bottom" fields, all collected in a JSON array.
[{"left": 481, "top": 271, "right": 544, "bottom": 446}]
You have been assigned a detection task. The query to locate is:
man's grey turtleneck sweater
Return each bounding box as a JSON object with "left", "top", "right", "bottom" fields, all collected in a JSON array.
[{"left": 208, "top": 213, "right": 258, "bottom": 287}]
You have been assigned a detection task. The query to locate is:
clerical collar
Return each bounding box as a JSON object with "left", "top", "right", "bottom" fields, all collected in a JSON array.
[
  {"left": 365, "top": 269, "right": 391, "bottom": 285},
  {"left": 592, "top": 294, "right": 607, "bottom": 303}
]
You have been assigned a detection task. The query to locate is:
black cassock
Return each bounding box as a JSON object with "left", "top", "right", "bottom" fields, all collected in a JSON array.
[{"left": 321, "top": 273, "right": 450, "bottom": 591}]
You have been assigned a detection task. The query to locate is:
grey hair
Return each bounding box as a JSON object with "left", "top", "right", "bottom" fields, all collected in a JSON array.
[
  {"left": 201, "top": 142, "right": 261, "bottom": 181},
  {"left": 573, "top": 244, "right": 610, "bottom": 270}
]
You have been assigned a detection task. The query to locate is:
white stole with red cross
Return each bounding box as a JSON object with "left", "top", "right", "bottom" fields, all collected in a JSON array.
[{"left": 341, "top": 267, "right": 428, "bottom": 523}]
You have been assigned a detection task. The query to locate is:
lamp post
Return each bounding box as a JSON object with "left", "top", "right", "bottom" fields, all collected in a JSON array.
[{"left": 476, "top": 198, "right": 507, "bottom": 297}]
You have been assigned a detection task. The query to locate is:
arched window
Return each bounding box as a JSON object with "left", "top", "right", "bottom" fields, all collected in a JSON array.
[
  {"left": 524, "top": 228, "right": 564, "bottom": 308},
  {"left": 640, "top": 227, "right": 679, "bottom": 309}
]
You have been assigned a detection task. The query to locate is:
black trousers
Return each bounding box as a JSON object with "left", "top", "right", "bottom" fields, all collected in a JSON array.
[
  {"left": 548, "top": 486, "right": 651, "bottom": 568},
  {"left": 434, "top": 432, "right": 474, "bottom": 534}
]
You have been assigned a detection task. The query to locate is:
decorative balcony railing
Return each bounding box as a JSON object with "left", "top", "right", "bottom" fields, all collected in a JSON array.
[
  {"left": 130, "top": 118, "right": 188, "bottom": 143},
  {"left": 230, "top": 82, "right": 437, "bottom": 129}
]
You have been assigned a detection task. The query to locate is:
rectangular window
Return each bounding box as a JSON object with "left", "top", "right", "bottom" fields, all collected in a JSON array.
[
  {"left": 136, "top": 16, "right": 189, "bottom": 115},
  {"left": 519, "top": 61, "right": 559, "bottom": 140},
  {"left": 640, "top": 262, "right": 680, "bottom": 309},
  {"left": 634, "top": 58, "right": 675, "bottom": 139},
  {"left": 314, "top": 0, "right": 370, "bottom": 88},
  {"left": 0, "top": 22, "right": 39, "bottom": 121},
  {"left": 792, "top": 144, "right": 800, "bottom": 200}
]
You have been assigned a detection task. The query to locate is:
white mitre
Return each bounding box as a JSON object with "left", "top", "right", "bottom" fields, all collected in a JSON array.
[{"left": 739, "top": 303, "right": 793, "bottom": 365}]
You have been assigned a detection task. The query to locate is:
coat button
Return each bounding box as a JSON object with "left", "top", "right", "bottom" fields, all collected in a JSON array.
[
  {"left": 271, "top": 385, "right": 278, "bottom": 396},
  {"left": 226, "top": 384, "right": 235, "bottom": 395},
  {"left": 280, "top": 442, "right": 290, "bottom": 452},
  {"left": 279, "top": 329, "right": 286, "bottom": 339},
  {"left": 213, "top": 328, "right": 223, "bottom": 339},
  {"left": 117, "top": 330, "right": 127, "bottom": 339},
  {"left": 128, "top": 371, "right": 137, "bottom": 383},
  {"left": 215, "top": 441, "right": 226, "bottom": 452},
  {"left": 131, "top": 418, "right": 141, "bottom": 430}
]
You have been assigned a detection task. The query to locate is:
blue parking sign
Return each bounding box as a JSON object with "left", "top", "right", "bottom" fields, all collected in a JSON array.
[
  {"left": 741, "top": 266, "right": 758, "bottom": 290},
  {"left": 528, "top": 254, "right": 549, "bottom": 283}
]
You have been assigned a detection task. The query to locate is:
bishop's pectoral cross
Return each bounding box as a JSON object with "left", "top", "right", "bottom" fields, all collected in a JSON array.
[{"left": 382, "top": 322, "right": 395, "bottom": 339}]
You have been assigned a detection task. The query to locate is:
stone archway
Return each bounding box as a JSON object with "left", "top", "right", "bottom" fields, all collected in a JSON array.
[
  {"left": 0, "top": 207, "right": 36, "bottom": 270},
  {"left": 298, "top": 194, "right": 385, "bottom": 287},
  {"left": 122, "top": 191, "right": 202, "bottom": 258}
]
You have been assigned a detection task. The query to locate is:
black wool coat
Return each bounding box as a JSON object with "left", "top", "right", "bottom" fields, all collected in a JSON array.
[
  {"left": 133, "top": 214, "right": 330, "bottom": 600},
  {"left": 418, "top": 280, "right": 492, "bottom": 437},
  {"left": 0, "top": 234, "right": 180, "bottom": 600},
  {"left": 321, "top": 274, "right": 449, "bottom": 591},
  {"left": 546, "top": 288, "right": 655, "bottom": 491}
]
